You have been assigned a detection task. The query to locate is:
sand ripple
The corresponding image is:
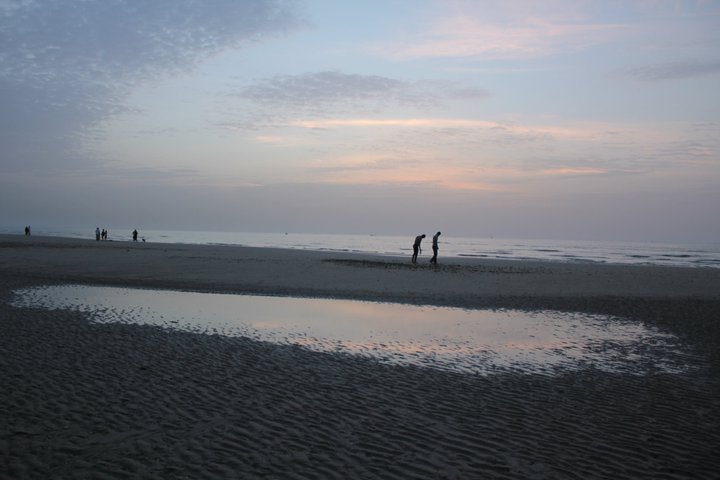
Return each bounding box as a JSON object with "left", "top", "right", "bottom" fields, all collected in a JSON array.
[{"left": 2, "top": 291, "right": 719, "bottom": 479}]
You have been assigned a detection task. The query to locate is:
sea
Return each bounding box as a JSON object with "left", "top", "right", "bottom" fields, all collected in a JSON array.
[{"left": 3, "top": 226, "right": 719, "bottom": 268}]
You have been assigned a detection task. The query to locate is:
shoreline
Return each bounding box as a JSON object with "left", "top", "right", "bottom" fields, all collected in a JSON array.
[
  {"left": 3, "top": 234, "right": 720, "bottom": 298},
  {"left": 3, "top": 231, "right": 718, "bottom": 269},
  {"left": 4, "top": 233, "right": 720, "bottom": 353},
  {"left": 2, "top": 234, "right": 720, "bottom": 478}
]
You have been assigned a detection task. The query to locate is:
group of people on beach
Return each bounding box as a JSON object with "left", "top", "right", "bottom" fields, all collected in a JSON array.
[
  {"left": 95, "top": 227, "right": 109, "bottom": 241},
  {"left": 412, "top": 231, "right": 441, "bottom": 264},
  {"left": 93, "top": 228, "right": 140, "bottom": 241}
]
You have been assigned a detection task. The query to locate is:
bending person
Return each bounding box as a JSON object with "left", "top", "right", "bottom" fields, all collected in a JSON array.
[{"left": 412, "top": 234, "right": 426, "bottom": 263}]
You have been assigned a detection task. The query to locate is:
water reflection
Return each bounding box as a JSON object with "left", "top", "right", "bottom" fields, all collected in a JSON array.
[{"left": 11, "top": 285, "right": 691, "bottom": 375}]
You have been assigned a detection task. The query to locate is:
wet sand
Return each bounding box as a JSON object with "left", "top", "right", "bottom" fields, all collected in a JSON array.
[{"left": 2, "top": 234, "right": 719, "bottom": 478}]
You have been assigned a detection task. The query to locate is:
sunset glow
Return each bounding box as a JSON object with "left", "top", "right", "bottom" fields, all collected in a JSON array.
[{"left": 1, "top": 0, "right": 718, "bottom": 242}]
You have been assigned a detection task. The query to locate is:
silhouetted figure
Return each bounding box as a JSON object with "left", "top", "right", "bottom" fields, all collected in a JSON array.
[
  {"left": 95, "top": 227, "right": 101, "bottom": 241},
  {"left": 412, "top": 234, "right": 426, "bottom": 263},
  {"left": 132, "top": 229, "right": 138, "bottom": 242},
  {"left": 430, "top": 231, "right": 441, "bottom": 264},
  {"left": 24, "top": 225, "right": 30, "bottom": 236}
]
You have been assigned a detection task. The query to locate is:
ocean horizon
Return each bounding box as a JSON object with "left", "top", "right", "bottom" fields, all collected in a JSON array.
[{"left": 3, "top": 226, "right": 719, "bottom": 269}]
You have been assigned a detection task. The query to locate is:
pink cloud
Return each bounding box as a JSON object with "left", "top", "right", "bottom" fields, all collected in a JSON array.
[{"left": 375, "top": 15, "right": 629, "bottom": 60}]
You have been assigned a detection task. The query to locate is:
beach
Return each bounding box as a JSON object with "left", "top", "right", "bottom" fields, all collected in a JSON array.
[{"left": 2, "top": 234, "right": 720, "bottom": 478}]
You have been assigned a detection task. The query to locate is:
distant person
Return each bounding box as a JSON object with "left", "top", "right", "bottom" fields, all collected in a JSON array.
[
  {"left": 412, "top": 234, "right": 426, "bottom": 263},
  {"left": 132, "top": 229, "right": 138, "bottom": 242},
  {"left": 102, "top": 229, "right": 107, "bottom": 240},
  {"left": 430, "top": 231, "right": 441, "bottom": 264},
  {"left": 95, "top": 227, "right": 101, "bottom": 241},
  {"left": 24, "top": 225, "right": 30, "bottom": 236}
]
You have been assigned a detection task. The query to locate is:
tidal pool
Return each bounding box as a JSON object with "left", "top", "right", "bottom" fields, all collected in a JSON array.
[{"left": 11, "top": 285, "right": 693, "bottom": 375}]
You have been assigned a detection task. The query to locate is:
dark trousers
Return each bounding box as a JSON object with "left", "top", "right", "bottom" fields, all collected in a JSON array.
[{"left": 430, "top": 246, "right": 438, "bottom": 264}]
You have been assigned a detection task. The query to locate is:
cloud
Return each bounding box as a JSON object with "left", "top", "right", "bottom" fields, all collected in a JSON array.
[
  {"left": 373, "top": 14, "right": 627, "bottom": 60},
  {"left": 623, "top": 59, "right": 720, "bottom": 81},
  {"left": 303, "top": 152, "right": 509, "bottom": 192},
  {"left": 303, "top": 153, "right": 613, "bottom": 192},
  {"left": 539, "top": 167, "right": 607, "bottom": 176},
  {"left": 286, "top": 117, "right": 720, "bottom": 172},
  {"left": 232, "top": 71, "right": 455, "bottom": 115},
  {"left": 225, "top": 71, "right": 491, "bottom": 130},
  {"left": 0, "top": 0, "right": 301, "bottom": 173},
  {"left": 236, "top": 71, "right": 407, "bottom": 106},
  {"left": 288, "top": 117, "right": 602, "bottom": 140},
  {"left": 292, "top": 118, "right": 496, "bottom": 129},
  {"left": 273, "top": 115, "right": 719, "bottom": 192},
  {"left": 446, "top": 87, "right": 491, "bottom": 100}
]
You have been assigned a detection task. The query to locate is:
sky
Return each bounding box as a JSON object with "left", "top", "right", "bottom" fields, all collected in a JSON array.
[{"left": 1, "top": 0, "right": 719, "bottom": 243}]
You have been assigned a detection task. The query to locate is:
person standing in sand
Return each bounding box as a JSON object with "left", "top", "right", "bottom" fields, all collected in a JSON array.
[
  {"left": 412, "top": 234, "right": 426, "bottom": 263},
  {"left": 430, "top": 231, "right": 441, "bottom": 264},
  {"left": 132, "top": 229, "right": 138, "bottom": 242},
  {"left": 95, "top": 227, "right": 101, "bottom": 241}
]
